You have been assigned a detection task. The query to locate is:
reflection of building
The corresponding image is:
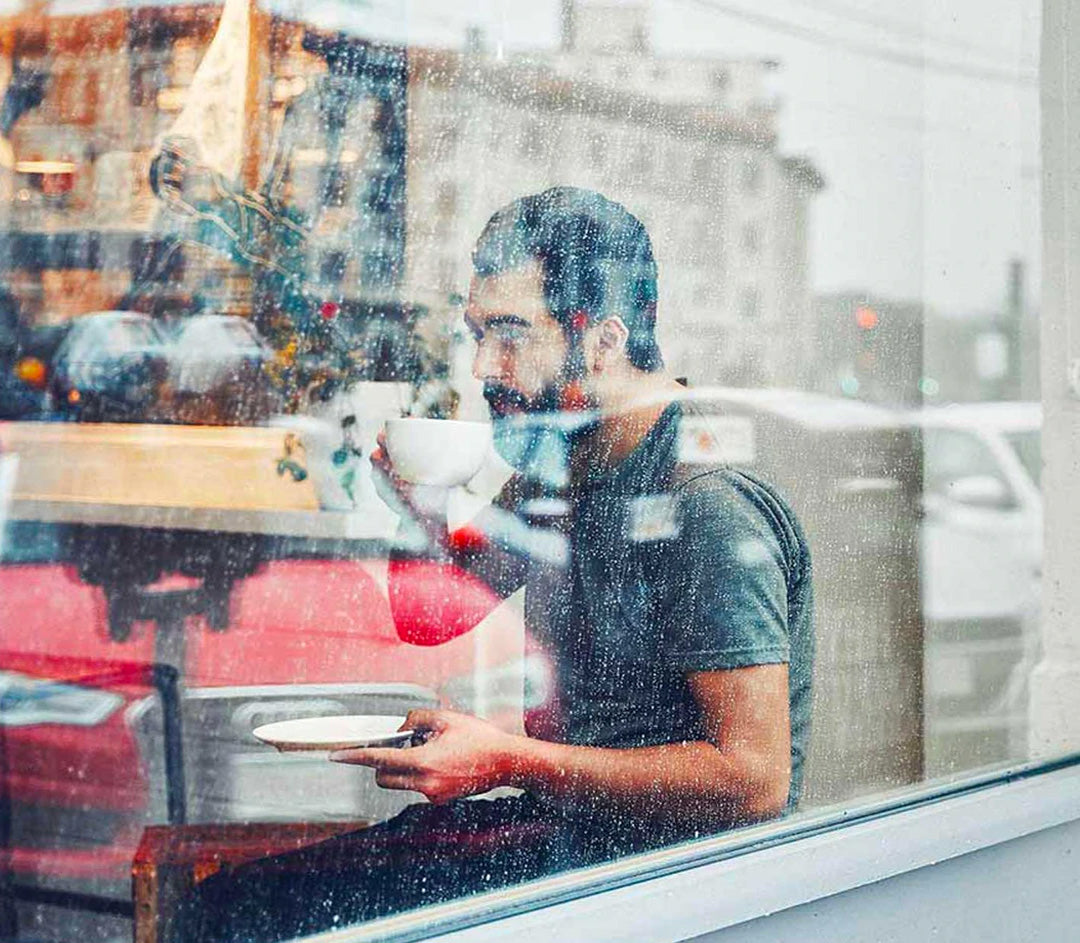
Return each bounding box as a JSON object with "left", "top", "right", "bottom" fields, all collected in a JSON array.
[
  {"left": 0, "top": 0, "right": 823, "bottom": 391},
  {"left": 556, "top": 0, "right": 780, "bottom": 113},
  {"left": 0, "top": 7, "right": 409, "bottom": 330},
  {"left": 405, "top": 0, "right": 824, "bottom": 387}
]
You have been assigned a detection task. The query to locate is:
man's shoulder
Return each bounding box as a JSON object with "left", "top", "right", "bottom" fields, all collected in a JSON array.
[
  {"left": 670, "top": 462, "right": 783, "bottom": 511},
  {"left": 669, "top": 465, "right": 809, "bottom": 578}
]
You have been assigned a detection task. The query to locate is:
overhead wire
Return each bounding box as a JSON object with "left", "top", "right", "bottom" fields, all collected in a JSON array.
[
  {"left": 673, "top": 0, "right": 1038, "bottom": 86},
  {"left": 777, "top": 0, "right": 1038, "bottom": 67}
]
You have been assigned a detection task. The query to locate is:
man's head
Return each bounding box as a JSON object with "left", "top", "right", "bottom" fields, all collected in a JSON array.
[{"left": 467, "top": 187, "right": 662, "bottom": 419}]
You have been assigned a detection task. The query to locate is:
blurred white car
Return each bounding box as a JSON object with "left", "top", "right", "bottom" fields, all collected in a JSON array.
[
  {"left": 914, "top": 402, "right": 1042, "bottom": 627},
  {"left": 911, "top": 402, "right": 1042, "bottom": 774},
  {"left": 48, "top": 312, "right": 168, "bottom": 421},
  {"left": 167, "top": 314, "right": 272, "bottom": 394},
  {"left": 671, "top": 389, "right": 1043, "bottom": 777}
]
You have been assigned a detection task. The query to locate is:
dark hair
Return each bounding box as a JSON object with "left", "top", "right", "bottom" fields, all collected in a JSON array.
[{"left": 472, "top": 186, "right": 663, "bottom": 372}]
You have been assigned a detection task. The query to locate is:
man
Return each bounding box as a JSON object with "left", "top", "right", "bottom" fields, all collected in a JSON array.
[
  {"left": 180, "top": 187, "right": 813, "bottom": 941},
  {"left": 347, "top": 186, "right": 814, "bottom": 833}
]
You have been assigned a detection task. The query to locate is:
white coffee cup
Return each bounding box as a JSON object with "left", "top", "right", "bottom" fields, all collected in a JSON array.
[{"left": 384, "top": 418, "right": 492, "bottom": 487}]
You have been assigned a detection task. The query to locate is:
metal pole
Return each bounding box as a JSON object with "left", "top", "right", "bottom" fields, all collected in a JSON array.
[{"left": 152, "top": 662, "right": 187, "bottom": 826}]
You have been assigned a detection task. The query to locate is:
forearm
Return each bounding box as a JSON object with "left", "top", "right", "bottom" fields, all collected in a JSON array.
[{"left": 505, "top": 735, "right": 790, "bottom": 829}]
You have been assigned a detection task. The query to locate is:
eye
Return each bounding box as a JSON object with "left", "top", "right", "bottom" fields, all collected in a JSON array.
[{"left": 490, "top": 322, "right": 530, "bottom": 346}]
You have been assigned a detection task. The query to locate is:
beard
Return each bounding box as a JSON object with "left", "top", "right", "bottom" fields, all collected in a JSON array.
[
  {"left": 482, "top": 381, "right": 561, "bottom": 419},
  {"left": 483, "top": 379, "right": 597, "bottom": 487}
]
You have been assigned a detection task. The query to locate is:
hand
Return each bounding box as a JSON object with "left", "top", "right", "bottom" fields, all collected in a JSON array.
[
  {"left": 369, "top": 428, "right": 392, "bottom": 478},
  {"left": 371, "top": 429, "right": 449, "bottom": 521},
  {"left": 371, "top": 429, "right": 421, "bottom": 512},
  {"left": 329, "top": 709, "right": 521, "bottom": 804},
  {"left": 369, "top": 428, "right": 409, "bottom": 508}
]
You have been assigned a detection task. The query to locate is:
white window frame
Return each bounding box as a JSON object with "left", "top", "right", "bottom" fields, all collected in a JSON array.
[{"left": 295, "top": 757, "right": 1080, "bottom": 943}]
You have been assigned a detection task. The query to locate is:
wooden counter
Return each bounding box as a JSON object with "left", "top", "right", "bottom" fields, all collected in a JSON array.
[
  {"left": 0, "top": 421, "right": 321, "bottom": 512},
  {"left": 0, "top": 421, "right": 400, "bottom": 539},
  {"left": 133, "top": 821, "right": 368, "bottom": 943}
]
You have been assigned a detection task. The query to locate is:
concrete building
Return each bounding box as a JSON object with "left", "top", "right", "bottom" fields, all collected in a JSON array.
[
  {"left": 404, "top": 0, "right": 824, "bottom": 388},
  {"left": 554, "top": 0, "right": 779, "bottom": 113}
]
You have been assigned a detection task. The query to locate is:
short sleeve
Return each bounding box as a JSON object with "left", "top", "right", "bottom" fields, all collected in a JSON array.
[{"left": 660, "top": 473, "right": 792, "bottom": 671}]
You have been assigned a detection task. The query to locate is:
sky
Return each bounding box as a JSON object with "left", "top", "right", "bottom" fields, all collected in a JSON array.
[
  {"left": 292, "top": 0, "right": 1040, "bottom": 317},
  {"left": 35, "top": 0, "right": 1044, "bottom": 316}
]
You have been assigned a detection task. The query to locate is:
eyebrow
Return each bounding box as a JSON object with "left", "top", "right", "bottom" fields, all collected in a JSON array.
[{"left": 465, "top": 313, "right": 531, "bottom": 336}]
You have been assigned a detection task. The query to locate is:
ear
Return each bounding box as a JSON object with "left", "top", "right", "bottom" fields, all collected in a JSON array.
[{"left": 591, "top": 316, "right": 629, "bottom": 370}]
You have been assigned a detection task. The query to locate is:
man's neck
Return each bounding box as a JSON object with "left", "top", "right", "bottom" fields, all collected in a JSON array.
[{"left": 582, "top": 371, "right": 685, "bottom": 470}]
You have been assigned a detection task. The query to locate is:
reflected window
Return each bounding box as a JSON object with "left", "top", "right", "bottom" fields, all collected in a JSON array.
[
  {"left": 628, "top": 141, "right": 654, "bottom": 182},
  {"left": 587, "top": 129, "right": 607, "bottom": 169},
  {"left": 436, "top": 181, "right": 458, "bottom": 219},
  {"left": 319, "top": 250, "right": 347, "bottom": 285},
  {"left": 320, "top": 164, "right": 351, "bottom": 207},
  {"left": 1006, "top": 430, "right": 1041, "bottom": 489},
  {"left": 520, "top": 120, "right": 547, "bottom": 162},
  {"left": 742, "top": 158, "right": 762, "bottom": 194},
  {"left": 739, "top": 286, "right": 760, "bottom": 320},
  {"left": 691, "top": 153, "right": 712, "bottom": 186},
  {"left": 924, "top": 428, "right": 1016, "bottom": 507},
  {"left": 742, "top": 221, "right": 761, "bottom": 255}
]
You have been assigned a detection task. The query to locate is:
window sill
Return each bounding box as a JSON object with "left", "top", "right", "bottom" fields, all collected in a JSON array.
[{"left": 305, "top": 755, "right": 1080, "bottom": 943}]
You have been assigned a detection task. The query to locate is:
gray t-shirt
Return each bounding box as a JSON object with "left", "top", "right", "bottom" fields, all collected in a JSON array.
[{"left": 470, "top": 401, "right": 815, "bottom": 810}]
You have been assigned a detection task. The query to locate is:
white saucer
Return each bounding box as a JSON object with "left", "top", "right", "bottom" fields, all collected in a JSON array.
[{"left": 252, "top": 715, "right": 414, "bottom": 752}]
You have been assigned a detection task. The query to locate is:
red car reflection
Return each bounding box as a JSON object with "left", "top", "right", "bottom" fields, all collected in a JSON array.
[{"left": 0, "top": 546, "right": 529, "bottom": 908}]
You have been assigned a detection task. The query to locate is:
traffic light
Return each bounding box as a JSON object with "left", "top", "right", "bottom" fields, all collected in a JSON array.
[{"left": 855, "top": 305, "right": 879, "bottom": 330}]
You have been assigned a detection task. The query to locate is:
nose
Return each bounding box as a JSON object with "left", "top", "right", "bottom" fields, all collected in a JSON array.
[{"left": 472, "top": 337, "right": 501, "bottom": 383}]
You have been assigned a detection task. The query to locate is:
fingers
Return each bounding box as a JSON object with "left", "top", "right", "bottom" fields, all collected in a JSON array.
[
  {"left": 329, "top": 746, "right": 439, "bottom": 798},
  {"left": 373, "top": 771, "right": 449, "bottom": 803},
  {"left": 369, "top": 433, "right": 412, "bottom": 501},
  {"left": 369, "top": 427, "right": 390, "bottom": 469},
  {"left": 330, "top": 712, "right": 450, "bottom": 764},
  {"left": 373, "top": 771, "right": 420, "bottom": 792},
  {"left": 329, "top": 747, "right": 415, "bottom": 769},
  {"left": 404, "top": 708, "right": 450, "bottom": 733},
  {"left": 369, "top": 437, "right": 412, "bottom": 511},
  {"left": 369, "top": 446, "right": 392, "bottom": 476},
  {"left": 370, "top": 431, "right": 392, "bottom": 468}
]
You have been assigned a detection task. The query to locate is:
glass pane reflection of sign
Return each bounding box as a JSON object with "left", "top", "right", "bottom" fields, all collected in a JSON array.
[{"left": 679, "top": 415, "right": 756, "bottom": 465}]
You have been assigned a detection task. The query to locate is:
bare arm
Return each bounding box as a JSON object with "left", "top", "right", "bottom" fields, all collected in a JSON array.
[
  {"left": 333, "top": 663, "right": 792, "bottom": 830},
  {"left": 510, "top": 663, "right": 791, "bottom": 826}
]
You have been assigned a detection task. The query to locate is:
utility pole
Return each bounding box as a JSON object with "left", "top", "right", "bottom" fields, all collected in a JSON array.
[
  {"left": 560, "top": 0, "right": 576, "bottom": 52},
  {"left": 1004, "top": 257, "right": 1026, "bottom": 401}
]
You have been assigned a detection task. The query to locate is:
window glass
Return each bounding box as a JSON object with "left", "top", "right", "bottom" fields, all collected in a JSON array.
[{"left": 0, "top": 1, "right": 1052, "bottom": 941}]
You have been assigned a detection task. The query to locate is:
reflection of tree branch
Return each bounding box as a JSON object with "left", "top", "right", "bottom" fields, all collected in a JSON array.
[
  {"left": 149, "top": 138, "right": 311, "bottom": 286},
  {"left": 0, "top": 65, "right": 48, "bottom": 137},
  {"left": 144, "top": 52, "right": 417, "bottom": 405}
]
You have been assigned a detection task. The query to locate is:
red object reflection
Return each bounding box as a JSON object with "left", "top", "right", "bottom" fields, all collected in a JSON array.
[
  {"left": 855, "top": 305, "right": 879, "bottom": 330},
  {"left": 387, "top": 557, "right": 502, "bottom": 646}
]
